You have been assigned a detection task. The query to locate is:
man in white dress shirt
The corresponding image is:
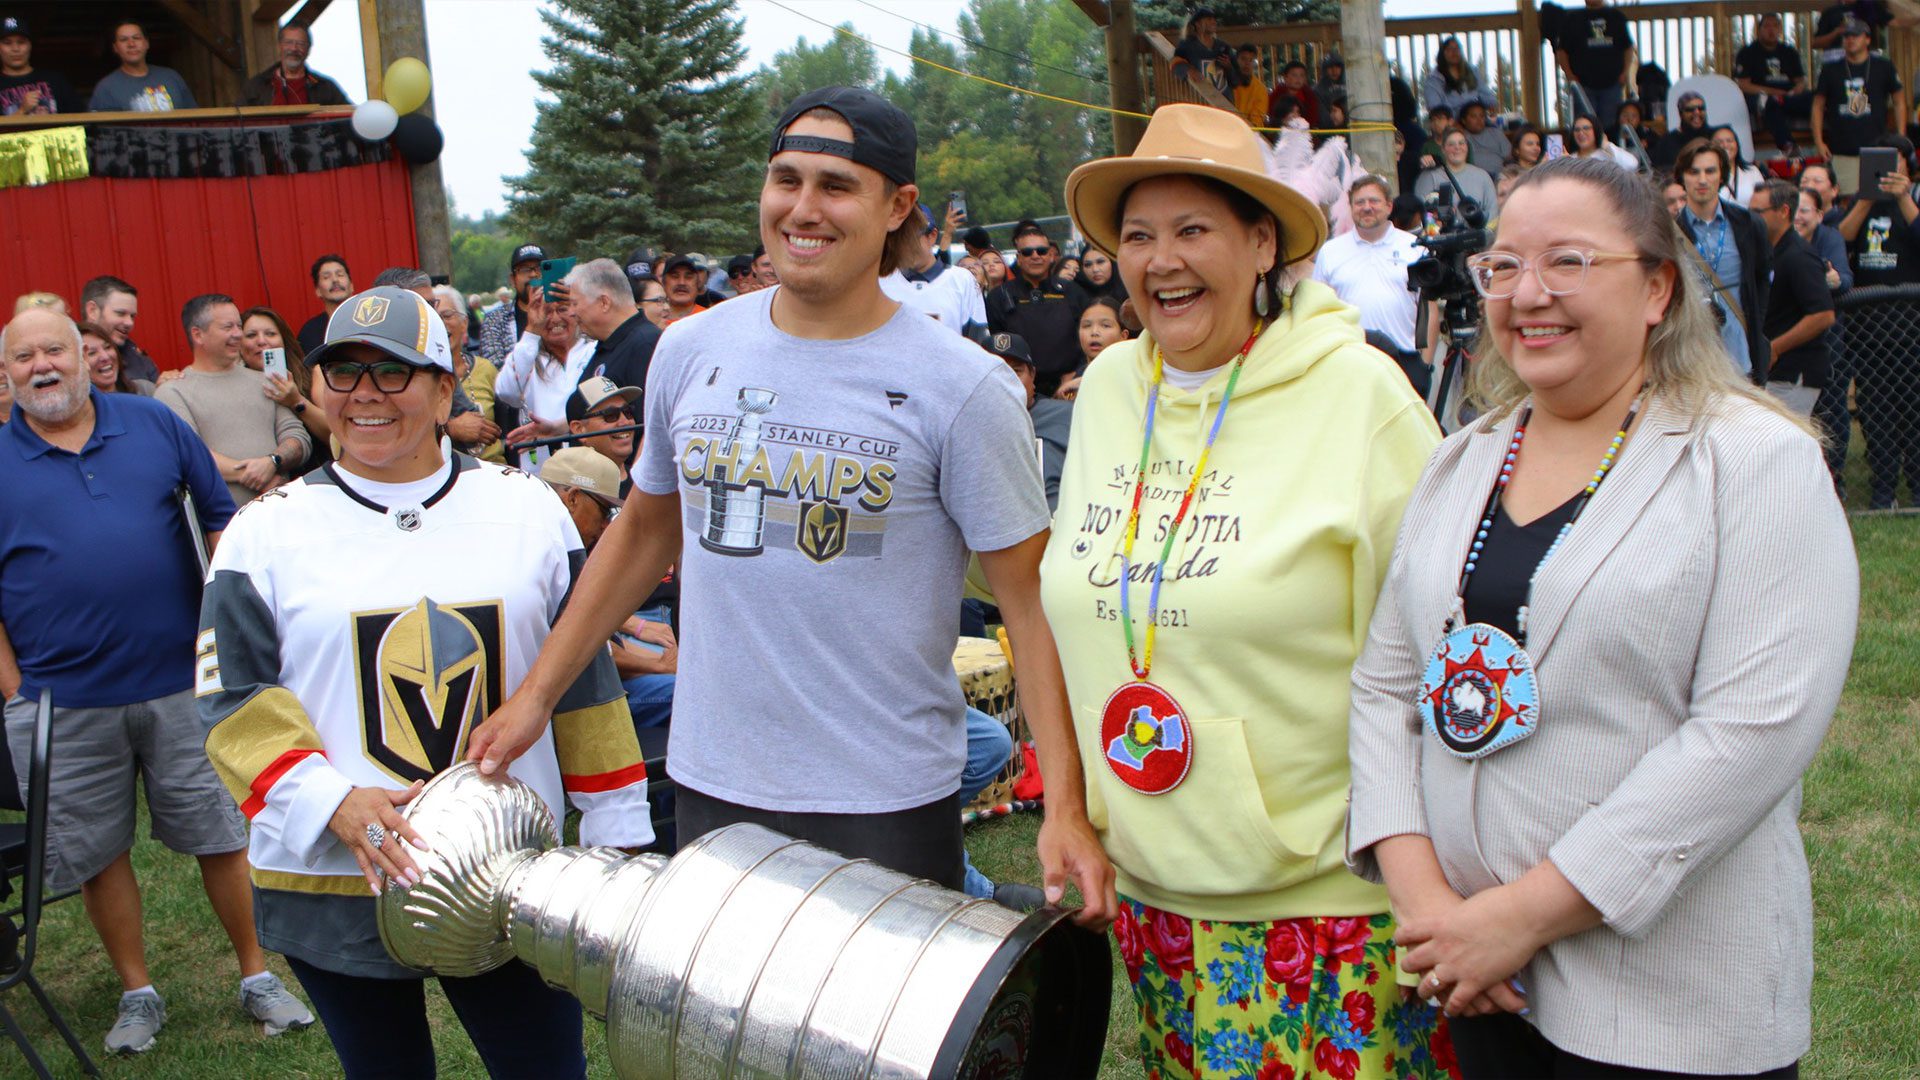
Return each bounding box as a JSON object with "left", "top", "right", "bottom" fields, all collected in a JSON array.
[{"left": 1311, "top": 176, "right": 1421, "bottom": 354}]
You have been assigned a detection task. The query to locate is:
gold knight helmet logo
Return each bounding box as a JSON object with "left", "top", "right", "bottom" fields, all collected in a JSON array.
[
  {"left": 351, "top": 295, "right": 391, "bottom": 327},
  {"left": 352, "top": 598, "right": 505, "bottom": 783},
  {"left": 797, "top": 500, "right": 850, "bottom": 563}
]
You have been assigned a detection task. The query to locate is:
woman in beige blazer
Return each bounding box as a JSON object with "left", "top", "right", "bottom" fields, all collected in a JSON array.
[{"left": 1348, "top": 156, "right": 1858, "bottom": 1078}]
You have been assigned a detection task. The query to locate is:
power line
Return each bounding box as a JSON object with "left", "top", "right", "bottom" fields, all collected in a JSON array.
[{"left": 848, "top": 0, "right": 1109, "bottom": 89}]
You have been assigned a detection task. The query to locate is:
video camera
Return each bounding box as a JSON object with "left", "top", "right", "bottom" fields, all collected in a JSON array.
[{"left": 1406, "top": 174, "right": 1491, "bottom": 431}]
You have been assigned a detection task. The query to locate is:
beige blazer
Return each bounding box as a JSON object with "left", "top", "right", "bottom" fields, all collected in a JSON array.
[{"left": 1347, "top": 392, "right": 1858, "bottom": 1074}]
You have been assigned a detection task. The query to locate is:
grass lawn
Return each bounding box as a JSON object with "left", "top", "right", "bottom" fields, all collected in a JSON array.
[{"left": 2, "top": 516, "right": 1913, "bottom": 1079}]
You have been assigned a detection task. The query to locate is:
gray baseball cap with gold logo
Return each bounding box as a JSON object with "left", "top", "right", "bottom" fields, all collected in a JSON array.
[{"left": 307, "top": 286, "right": 454, "bottom": 372}]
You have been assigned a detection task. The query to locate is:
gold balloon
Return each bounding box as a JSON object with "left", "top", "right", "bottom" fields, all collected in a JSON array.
[{"left": 384, "top": 57, "right": 432, "bottom": 115}]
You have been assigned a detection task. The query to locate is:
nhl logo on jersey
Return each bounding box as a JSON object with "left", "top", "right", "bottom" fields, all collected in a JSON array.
[
  {"left": 796, "top": 500, "right": 849, "bottom": 563},
  {"left": 393, "top": 507, "right": 422, "bottom": 532},
  {"left": 352, "top": 598, "right": 505, "bottom": 783}
]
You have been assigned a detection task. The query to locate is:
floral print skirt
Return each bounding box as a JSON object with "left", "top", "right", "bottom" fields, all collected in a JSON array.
[{"left": 1113, "top": 896, "right": 1459, "bottom": 1080}]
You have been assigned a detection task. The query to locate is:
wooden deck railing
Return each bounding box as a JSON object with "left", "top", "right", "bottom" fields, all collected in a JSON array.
[{"left": 1142, "top": 0, "right": 1893, "bottom": 133}]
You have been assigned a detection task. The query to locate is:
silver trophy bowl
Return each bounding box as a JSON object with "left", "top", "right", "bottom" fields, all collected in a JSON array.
[{"left": 377, "top": 764, "right": 1109, "bottom": 1079}]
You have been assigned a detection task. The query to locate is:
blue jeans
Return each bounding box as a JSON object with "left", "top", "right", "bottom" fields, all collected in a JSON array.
[
  {"left": 959, "top": 706, "right": 1014, "bottom": 898},
  {"left": 621, "top": 606, "right": 675, "bottom": 729},
  {"left": 285, "top": 954, "right": 585, "bottom": 1079},
  {"left": 1574, "top": 80, "right": 1623, "bottom": 132}
]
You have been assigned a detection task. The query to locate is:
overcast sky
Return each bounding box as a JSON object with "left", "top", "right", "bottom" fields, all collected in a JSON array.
[{"left": 300, "top": 0, "right": 1452, "bottom": 217}]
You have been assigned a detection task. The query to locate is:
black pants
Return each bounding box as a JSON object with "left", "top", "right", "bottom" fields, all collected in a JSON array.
[
  {"left": 285, "top": 955, "right": 585, "bottom": 1080},
  {"left": 1812, "top": 326, "right": 1851, "bottom": 496},
  {"left": 1852, "top": 331, "right": 1920, "bottom": 507},
  {"left": 1450, "top": 1013, "right": 1798, "bottom": 1080},
  {"left": 677, "top": 784, "right": 965, "bottom": 890}
]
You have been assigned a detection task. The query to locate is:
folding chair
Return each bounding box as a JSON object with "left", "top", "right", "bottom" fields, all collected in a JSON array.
[{"left": 0, "top": 690, "right": 100, "bottom": 1078}]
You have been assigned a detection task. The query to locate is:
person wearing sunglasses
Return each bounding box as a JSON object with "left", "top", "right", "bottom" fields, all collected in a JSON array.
[
  {"left": 564, "top": 374, "right": 640, "bottom": 488},
  {"left": 196, "top": 285, "right": 652, "bottom": 1078},
  {"left": 1350, "top": 156, "right": 1855, "bottom": 1078},
  {"left": 1650, "top": 90, "right": 1711, "bottom": 170},
  {"left": 984, "top": 219, "right": 1091, "bottom": 396}
]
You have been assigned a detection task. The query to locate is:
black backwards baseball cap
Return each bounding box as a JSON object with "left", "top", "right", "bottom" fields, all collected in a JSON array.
[
  {"left": 770, "top": 86, "right": 916, "bottom": 187},
  {"left": 0, "top": 15, "right": 29, "bottom": 40},
  {"left": 510, "top": 242, "right": 545, "bottom": 270},
  {"left": 726, "top": 254, "right": 754, "bottom": 277},
  {"left": 624, "top": 245, "right": 661, "bottom": 282},
  {"left": 308, "top": 286, "right": 455, "bottom": 373}
]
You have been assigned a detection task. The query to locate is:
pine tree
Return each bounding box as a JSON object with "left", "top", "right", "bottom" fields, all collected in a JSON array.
[
  {"left": 761, "top": 26, "right": 880, "bottom": 122},
  {"left": 508, "top": 0, "right": 762, "bottom": 258}
]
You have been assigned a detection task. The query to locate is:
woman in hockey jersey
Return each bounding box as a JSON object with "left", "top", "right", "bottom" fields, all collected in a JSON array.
[{"left": 194, "top": 285, "right": 652, "bottom": 1078}]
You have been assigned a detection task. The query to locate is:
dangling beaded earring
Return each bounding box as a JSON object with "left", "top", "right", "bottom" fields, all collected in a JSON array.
[{"left": 1253, "top": 272, "right": 1272, "bottom": 318}]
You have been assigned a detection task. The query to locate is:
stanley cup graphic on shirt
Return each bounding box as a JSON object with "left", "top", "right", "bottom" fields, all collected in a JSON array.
[{"left": 700, "top": 387, "right": 779, "bottom": 555}]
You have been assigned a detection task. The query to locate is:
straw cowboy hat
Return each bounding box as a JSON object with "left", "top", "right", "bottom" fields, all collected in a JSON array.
[{"left": 1065, "top": 103, "right": 1328, "bottom": 267}]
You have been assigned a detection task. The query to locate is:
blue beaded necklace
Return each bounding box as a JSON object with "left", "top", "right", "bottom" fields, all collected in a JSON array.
[{"left": 1446, "top": 387, "right": 1647, "bottom": 645}]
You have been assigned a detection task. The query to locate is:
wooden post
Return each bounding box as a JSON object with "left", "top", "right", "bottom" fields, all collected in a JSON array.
[
  {"left": 1518, "top": 0, "right": 1542, "bottom": 128},
  {"left": 1341, "top": 0, "right": 1395, "bottom": 191},
  {"left": 375, "top": 0, "right": 453, "bottom": 278},
  {"left": 358, "top": 0, "right": 382, "bottom": 101},
  {"left": 1107, "top": 0, "right": 1148, "bottom": 153}
]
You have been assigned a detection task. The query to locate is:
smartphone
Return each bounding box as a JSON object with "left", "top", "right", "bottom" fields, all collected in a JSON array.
[
  {"left": 1859, "top": 147, "right": 1898, "bottom": 197},
  {"left": 948, "top": 190, "right": 968, "bottom": 223},
  {"left": 1544, "top": 134, "right": 1566, "bottom": 160},
  {"left": 538, "top": 256, "right": 577, "bottom": 300},
  {"left": 261, "top": 346, "right": 288, "bottom": 380}
]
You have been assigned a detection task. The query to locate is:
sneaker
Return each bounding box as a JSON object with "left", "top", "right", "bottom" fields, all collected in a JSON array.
[
  {"left": 105, "top": 991, "right": 165, "bottom": 1054},
  {"left": 992, "top": 881, "right": 1047, "bottom": 912},
  {"left": 240, "top": 972, "right": 315, "bottom": 1036}
]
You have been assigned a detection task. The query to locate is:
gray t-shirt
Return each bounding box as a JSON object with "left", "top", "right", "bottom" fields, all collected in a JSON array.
[
  {"left": 153, "top": 364, "right": 310, "bottom": 506},
  {"left": 636, "top": 288, "right": 1049, "bottom": 813},
  {"left": 88, "top": 66, "right": 197, "bottom": 112}
]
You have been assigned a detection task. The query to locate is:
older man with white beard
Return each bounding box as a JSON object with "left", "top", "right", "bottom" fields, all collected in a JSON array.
[{"left": 0, "top": 307, "right": 313, "bottom": 1054}]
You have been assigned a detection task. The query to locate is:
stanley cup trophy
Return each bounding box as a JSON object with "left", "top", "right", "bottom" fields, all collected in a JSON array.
[
  {"left": 701, "top": 387, "right": 779, "bottom": 556},
  {"left": 376, "top": 764, "right": 1110, "bottom": 1079}
]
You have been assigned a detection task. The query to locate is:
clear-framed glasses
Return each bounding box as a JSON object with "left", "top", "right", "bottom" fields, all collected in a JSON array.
[{"left": 1465, "top": 247, "right": 1644, "bottom": 300}]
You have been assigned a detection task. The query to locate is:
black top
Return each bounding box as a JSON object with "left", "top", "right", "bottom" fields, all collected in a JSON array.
[
  {"left": 580, "top": 311, "right": 663, "bottom": 395},
  {"left": 1561, "top": 7, "right": 1633, "bottom": 88},
  {"left": 116, "top": 339, "right": 159, "bottom": 385},
  {"left": 1462, "top": 493, "right": 1582, "bottom": 638},
  {"left": 986, "top": 275, "right": 1090, "bottom": 388},
  {"left": 1651, "top": 121, "right": 1711, "bottom": 168},
  {"left": 1173, "top": 37, "right": 1241, "bottom": 97},
  {"left": 296, "top": 312, "right": 328, "bottom": 356},
  {"left": 0, "top": 69, "right": 80, "bottom": 115},
  {"left": 1817, "top": 2, "right": 1893, "bottom": 49},
  {"left": 1733, "top": 42, "right": 1804, "bottom": 94},
  {"left": 1814, "top": 55, "right": 1902, "bottom": 155},
  {"left": 1847, "top": 196, "right": 1920, "bottom": 286},
  {"left": 1762, "top": 229, "right": 1835, "bottom": 386}
]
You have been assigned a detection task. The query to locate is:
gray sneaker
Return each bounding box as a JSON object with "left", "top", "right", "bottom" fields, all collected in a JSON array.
[
  {"left": 240, "top": 973, "right": 314, "bottom": 1036},
  {"left": 105, "top": 991, "right": 165, "bottom": 1054}
]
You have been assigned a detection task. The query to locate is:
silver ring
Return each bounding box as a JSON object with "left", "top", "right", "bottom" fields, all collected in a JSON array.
[{"left": 366, "top": 822, "right": 386, "bottom": 850}]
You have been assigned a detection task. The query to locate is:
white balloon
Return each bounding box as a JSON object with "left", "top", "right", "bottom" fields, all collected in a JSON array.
[{"left": 351, "top": 99, "right": 399, "bottom": 141}]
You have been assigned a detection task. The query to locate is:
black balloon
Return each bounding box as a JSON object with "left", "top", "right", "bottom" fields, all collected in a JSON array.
[{"left": 392, "top": 113, "right": 444, "bottom": 165}]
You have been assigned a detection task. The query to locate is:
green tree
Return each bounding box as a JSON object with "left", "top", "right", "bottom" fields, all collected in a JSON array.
[
  {"left": 1134, "top": 0, "right": 1337, "bottom": 33},
  {"left": 761, "top": 26, "right": 880, "bottom": 121},
  {"left": 449, "top": 231, "right": 519, "bottom": 296},
  {"left": 507, "top": 0, "right": 762, "bottom": 258}
]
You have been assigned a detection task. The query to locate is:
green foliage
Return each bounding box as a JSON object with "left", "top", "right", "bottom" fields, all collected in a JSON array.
[
  {"left": 507, "top": 0, "right": 763, "bottom": 259},
  {"left": 761, "top": 25, "right": 880, "bottom": 121},
  {"left": 1134, "top": 0, "right": 1338, "bottom": 34},
  {"left": 449, "top": 230, "right": 520, "bottom": 296}
]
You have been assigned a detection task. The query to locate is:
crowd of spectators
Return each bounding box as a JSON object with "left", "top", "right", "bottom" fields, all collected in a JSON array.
[{"left": 0, "top": 14, "right": 348, "bottom": 117}]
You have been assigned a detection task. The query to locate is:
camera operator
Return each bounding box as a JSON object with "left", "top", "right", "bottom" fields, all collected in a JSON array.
[{"left": 1313, "top": 176, "right": 1424, "bottom": 392}]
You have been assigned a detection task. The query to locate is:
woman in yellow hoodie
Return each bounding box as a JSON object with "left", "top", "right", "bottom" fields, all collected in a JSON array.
[{"left": 1044, "top": 104, "right": 1453, "bottom": 1079}]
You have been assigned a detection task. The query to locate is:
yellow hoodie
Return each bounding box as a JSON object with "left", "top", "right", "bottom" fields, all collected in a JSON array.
[{"left": 1039, "top": 280, "right": 1439, "bottom": 922}]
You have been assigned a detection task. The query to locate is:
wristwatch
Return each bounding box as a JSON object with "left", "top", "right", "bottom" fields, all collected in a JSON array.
[
  {"left": 269, "top": 452, "right": 284, "bottom": 474},
  {"left": 292, "top": 401, "right": 307, "bottom": 415}
]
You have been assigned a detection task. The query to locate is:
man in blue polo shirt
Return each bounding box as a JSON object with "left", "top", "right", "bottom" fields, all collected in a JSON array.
[{"left": 0, "top": 307, "right": 313, "bottom": 1054}]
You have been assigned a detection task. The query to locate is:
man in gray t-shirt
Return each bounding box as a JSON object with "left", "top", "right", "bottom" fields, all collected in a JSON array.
[
  {"left": 88, "top": 20, "right": 196, "bottom": 112},
  {"left": 471, "top": 86, "right": 1115, "bottom": 924}
]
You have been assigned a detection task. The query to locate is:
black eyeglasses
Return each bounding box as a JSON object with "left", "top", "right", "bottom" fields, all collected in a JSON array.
[
  {"left": 587, "top": 404, "right": 636, "bottom": 423},
  {"left": 319, "top": 358, "right": 422, "bottom": 394},
  {"left": 1681, "top": 104, "right": 1706, "bottom": 114},
  {"left": 1017, "top": 246, "right": 1050, "bottom": 257}
]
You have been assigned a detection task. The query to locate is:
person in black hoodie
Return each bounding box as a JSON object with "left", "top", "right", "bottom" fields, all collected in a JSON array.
[
  {"left": 985, "top": 220, "right": 1089, "bottom": 396},
  {"left": 1652, "top": 90, "right": 1713, "bottom": 169}
]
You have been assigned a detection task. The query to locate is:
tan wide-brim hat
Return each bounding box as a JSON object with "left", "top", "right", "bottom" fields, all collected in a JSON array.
[{"left": 1066, "top": 103, "right": 1328, "bottom": 267}]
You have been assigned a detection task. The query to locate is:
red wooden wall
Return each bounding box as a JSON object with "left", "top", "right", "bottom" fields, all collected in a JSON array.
[{"left": 0, "top": 156, "right": 418, "bottom": 372}]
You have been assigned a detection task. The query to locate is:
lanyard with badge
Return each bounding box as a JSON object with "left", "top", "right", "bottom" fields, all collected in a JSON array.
[
  {"left": 1417, "top": 389, "right": 1644, "bottom": 758},
  {"left": 1099, "top": 321, "right": 1263, "bottom": 795}
]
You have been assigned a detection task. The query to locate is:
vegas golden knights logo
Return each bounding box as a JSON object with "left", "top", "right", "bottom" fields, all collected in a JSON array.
[
  {"left": 351, "top": 295, "right": 391, "bottom": 327},
  {"left": 797, "top": 500, "right": 849, "bottom": 564},
  {"left": 351, "top": 598, "right": 505, "bottom": 783}
]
